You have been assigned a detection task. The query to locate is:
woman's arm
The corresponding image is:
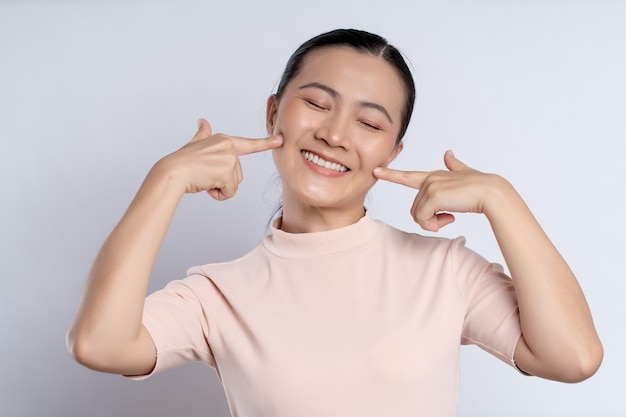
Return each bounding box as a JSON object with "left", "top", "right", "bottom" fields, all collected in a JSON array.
[
  {"left": 67, "top": 119, "right": 282, "bottom": 375},
  {"left": 373, "top": 150, "right": 603, "bottom": 382},
  {"left": 484, "top": 174, "right": 602, "bottom": 382}
]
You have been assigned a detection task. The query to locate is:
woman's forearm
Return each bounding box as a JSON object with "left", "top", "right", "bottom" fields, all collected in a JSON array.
[{"left": 484, "top": 176, "right": 603, "bottom": 381}]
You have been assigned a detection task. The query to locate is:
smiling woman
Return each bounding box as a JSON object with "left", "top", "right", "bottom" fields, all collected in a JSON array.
[{"left": 66, "top": 29, "right": 602, "bottom": 417}]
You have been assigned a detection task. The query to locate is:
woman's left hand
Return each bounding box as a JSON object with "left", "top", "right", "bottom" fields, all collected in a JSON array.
[{"left": 373, "top": 150, "right": 508, "bottom": 232}]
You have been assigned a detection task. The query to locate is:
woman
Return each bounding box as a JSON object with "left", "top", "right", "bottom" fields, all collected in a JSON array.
[{"left": 68, "top": 29, "right": 602, "bottom": 416}]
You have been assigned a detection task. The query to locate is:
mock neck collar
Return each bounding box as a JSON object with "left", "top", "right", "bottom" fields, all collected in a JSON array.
[{"left": 263, "top": 211, "right": 383, "bottom": 259}]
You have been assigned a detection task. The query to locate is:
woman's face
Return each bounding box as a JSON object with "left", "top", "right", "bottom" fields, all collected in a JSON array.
[{"left": 267, "top": 46, "right": 405, "bottom": 212}]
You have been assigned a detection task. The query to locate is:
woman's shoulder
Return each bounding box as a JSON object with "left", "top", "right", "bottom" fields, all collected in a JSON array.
[
  {"left": 377, "top": 218, "right": 466, "bottom": 251},
  {"left": 186, "top": 242, "right": 268, "bottom": 281}
]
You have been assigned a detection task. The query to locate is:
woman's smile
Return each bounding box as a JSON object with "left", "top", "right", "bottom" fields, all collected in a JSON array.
[{"left": 301, "top": 150, "right": 350, "bottom": 174}]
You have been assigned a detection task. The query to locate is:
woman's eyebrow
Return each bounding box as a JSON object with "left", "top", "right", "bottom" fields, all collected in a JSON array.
[{"left": 298, "top": 82, "right": 394, "bottom": 124}]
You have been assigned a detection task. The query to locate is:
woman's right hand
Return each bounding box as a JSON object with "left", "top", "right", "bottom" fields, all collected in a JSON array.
[{"left": 153, "top": 118, "right": 283, "bottom": 200}]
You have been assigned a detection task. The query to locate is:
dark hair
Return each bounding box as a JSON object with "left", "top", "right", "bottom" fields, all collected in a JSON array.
[{"left": 275, "top": 28, "right": 416, "bottom": 144}]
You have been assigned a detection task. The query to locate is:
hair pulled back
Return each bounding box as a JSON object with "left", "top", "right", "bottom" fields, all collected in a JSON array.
[{"left": 275, "top": 29, "right": 416, "bottom": 143}]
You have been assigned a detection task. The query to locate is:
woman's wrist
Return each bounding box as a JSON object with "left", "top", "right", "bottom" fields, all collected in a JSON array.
[
  {"left": 481, "top": 174, "right": 523, "bottom": 220},
  {"left": 144, "top": 157, "right": 189, "bottom": 199}
]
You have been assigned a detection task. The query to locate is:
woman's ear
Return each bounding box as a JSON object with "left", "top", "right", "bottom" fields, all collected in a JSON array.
[{"left": 266, "top": 94, "right": 278, "bottom": 135}]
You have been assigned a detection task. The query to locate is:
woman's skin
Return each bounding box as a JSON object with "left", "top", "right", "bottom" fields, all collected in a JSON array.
[{"left": 68, "top": 46, "right": 602, "bottom": 382}]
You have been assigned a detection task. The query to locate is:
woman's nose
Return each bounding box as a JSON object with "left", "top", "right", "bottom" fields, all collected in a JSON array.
[{"left": 315, "top": 113, "right": 351, "bottom": 149}]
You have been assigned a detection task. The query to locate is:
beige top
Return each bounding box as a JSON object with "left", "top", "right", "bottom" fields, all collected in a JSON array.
[{"left": 136, "top": 213, "right": 522, "bottom": 416}]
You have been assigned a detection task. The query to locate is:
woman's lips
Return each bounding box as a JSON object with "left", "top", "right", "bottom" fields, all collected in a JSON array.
[{"left": 300, "top": 150, "right": 350, "bottom": 172}]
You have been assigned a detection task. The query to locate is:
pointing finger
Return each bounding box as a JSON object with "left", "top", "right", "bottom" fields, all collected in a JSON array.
[
  {"left": 230, "top": 134, "right": 284, "bottom": 156},
  {"left": 373, "top": 166, "right": 430, "bottom": 190}
]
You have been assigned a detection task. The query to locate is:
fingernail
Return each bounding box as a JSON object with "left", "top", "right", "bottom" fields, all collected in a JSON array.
[
  {"left": 197, "top": 119, "right": 202, "bottom": 129},
  {"left": 373, "top": 167, "right": 383, "bottom": 174}
]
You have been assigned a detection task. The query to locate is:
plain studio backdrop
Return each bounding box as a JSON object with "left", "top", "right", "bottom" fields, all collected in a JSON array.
[{"left": 1, "top": 1, "right": 624, "bottom": 416}]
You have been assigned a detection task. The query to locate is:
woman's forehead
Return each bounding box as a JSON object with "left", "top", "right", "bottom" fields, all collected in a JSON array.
[{"left": 290, "top": 47, "right": 405, "bottom": 113}]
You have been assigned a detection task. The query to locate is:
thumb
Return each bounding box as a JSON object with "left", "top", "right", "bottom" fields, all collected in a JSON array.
[
  {"left": 190, "top": 118, "right": 213, "bottom": 142},
  {"left": 444, "top": 149, "right": 469, "bottom": 171}
]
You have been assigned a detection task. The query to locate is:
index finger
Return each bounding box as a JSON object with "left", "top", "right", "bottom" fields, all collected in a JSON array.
[
  {"left": 230, "top": 134, "right": 284, "bottom": 156},
  {"left": 373, "top": 166, "right": 429, "bottom": 189}
]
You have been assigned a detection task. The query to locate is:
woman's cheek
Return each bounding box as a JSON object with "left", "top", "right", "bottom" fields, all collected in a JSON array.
[
  {"left": 273, "top": 116, "right": 306, "bottom": 148},
  {"left": 272, "top": 108, "right": 295, "bottom": 138},
  {"left": 281, "top": 102, "right": 319, "bottom": 134}
]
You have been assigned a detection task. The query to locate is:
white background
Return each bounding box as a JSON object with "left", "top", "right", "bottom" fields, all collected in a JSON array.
[{"left": 1, "top": 1, "right": 624, "bottom": 416}]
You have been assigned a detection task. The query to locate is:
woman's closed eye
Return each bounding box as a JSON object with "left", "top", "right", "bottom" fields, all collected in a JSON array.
[
  {"left": 304, "top": 99, "right": 328, "bottom": 111},
  {"left": 301, "top": 96, "right": 383, "bottom": 131},
  {"left": 359, "top": 120, "right": 382, "bottom": 131}
]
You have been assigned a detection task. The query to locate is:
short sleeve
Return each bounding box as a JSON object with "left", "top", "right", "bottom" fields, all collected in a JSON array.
[
  {"left": 451, "top": 237, "right": 522, "bottom": 368},
  {"left": 127, "top": 273, "right": 220, "bottom": 380}
]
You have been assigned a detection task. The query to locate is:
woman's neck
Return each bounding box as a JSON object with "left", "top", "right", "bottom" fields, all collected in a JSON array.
[{"left": 279, "top": 196, "right": 366, "bottom": 234}]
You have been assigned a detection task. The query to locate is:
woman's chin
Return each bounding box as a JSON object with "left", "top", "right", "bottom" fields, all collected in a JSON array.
[
  {"left": 278, "top": 168, "right": 373, "bottom": 213},
  {"left": 286, "top": 187, "right": 366, "bottom": 212}
]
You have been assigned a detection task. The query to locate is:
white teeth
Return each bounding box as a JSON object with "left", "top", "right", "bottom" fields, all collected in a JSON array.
[{"left": 301, "top": 150, "right": 349, "bottom": 172}]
